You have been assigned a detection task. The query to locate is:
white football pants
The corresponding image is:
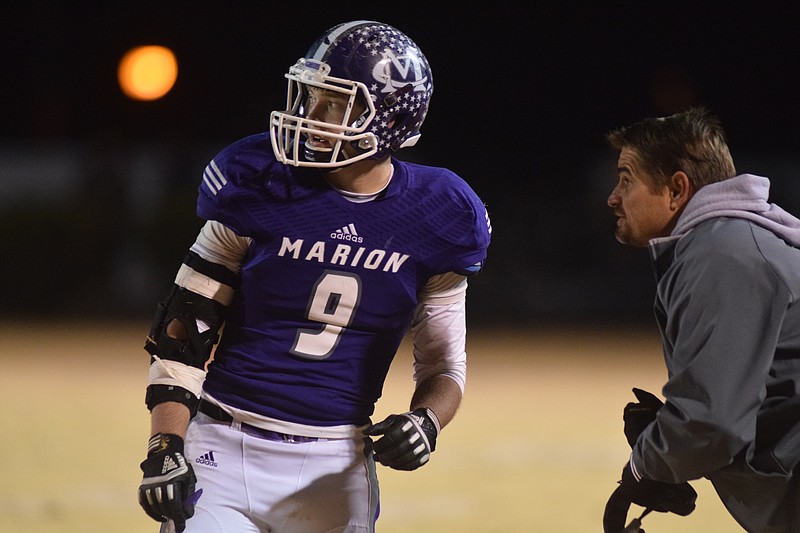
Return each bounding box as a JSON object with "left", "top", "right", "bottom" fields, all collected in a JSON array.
[{"left": 165, "top": 412, "right": 380, "bottom": 533}]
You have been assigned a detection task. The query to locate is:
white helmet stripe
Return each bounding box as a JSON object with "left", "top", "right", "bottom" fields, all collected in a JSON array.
[{"left": 308, "top": 20, "right": 375, "bottom": 60}]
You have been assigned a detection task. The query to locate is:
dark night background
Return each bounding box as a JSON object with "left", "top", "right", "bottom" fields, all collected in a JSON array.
[{"left": 3, "top": 2, "right": 800, "bottom": 327}]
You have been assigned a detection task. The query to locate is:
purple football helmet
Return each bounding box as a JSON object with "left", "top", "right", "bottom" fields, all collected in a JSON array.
[{"left": 270, "top": 20, "right": 433, "bottom": 168}]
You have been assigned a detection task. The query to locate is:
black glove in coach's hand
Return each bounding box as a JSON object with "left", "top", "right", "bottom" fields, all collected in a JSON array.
[
  {"left": 138, "top": 433, "right": 199, "bottom": 533},
  {"left": 617, "top": 462, "right": 697, "bottom": 516},
  {"left": 623, "top": 388, "right": 664, "bottom": 448},
  {"left": 364, "top": 408, "right": 440, "bottom": 471}
]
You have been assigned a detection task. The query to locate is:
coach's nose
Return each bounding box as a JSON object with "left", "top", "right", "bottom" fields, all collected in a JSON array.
[{"left": 607, "top": 183, "right": 622, "bottom": 208}]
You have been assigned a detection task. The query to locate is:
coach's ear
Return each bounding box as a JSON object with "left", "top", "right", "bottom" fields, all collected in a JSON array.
[{"left": 667, "top": 171, "right": 693, "bottom": 211}]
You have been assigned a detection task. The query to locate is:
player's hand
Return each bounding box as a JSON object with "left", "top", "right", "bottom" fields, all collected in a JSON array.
[
  {"left": 617, "top": 462, "right": 697, "bottom": 516},
  {"left": 364, "top": 408, "right": 440, "bottom": 471},
  {"left": 623, "top": 388, "right": 663, "bottom": 448},
  {"left": 138, "top": 433, "right": 200, "bottom": 532}
]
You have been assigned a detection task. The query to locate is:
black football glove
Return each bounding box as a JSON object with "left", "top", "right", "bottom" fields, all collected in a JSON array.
[
  {"left": 623, "top": 388, "right": 663, "bottom": 448},
  {"left": 617, "top": 462, "right": 697, "bottom": 516},
  {"left": 364, "top": 408, "right": 440, "bottom": 471},
  {"left": 138, "top": 433, "right": 200, "bottom": 533}
]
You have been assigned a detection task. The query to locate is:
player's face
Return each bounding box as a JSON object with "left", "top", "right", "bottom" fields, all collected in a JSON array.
[
  {"left": 303, "top": 86, "right": 366, "bottom": 153},
  {"left": 607, "top": 147, "right": 676, "bottom": 247}
]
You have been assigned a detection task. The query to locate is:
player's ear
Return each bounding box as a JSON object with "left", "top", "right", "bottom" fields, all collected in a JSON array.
[{"left": 668, "top": 171, "right": 692, "bottom": 211}]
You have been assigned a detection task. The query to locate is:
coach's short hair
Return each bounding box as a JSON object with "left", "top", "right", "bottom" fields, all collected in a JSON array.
[{"left": 606, "top": 107, "right": 736, "bottom": 191}]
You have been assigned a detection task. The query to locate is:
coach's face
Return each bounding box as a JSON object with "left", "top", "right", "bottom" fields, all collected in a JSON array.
[{"left": 607, "top": 147, "right": 689, "bottom": 247}]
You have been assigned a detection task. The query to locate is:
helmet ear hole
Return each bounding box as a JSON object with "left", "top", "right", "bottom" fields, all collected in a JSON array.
[{"left": 388, "top": 112, "right": 413, "bottom": 149}]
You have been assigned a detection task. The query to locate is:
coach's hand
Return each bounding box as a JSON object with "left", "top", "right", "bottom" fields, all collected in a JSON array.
[
  {"left": 624, "top": 388, "right": 663, "bottom": 448},
  {"left": 617, "top": 462, "right": 697, "bottom": 516},
  {"left": 138, "top": 433, "right": 199, "bottom": 532},
  {"left": 364, "top": 408, "right": 440, "bottom": 471}
]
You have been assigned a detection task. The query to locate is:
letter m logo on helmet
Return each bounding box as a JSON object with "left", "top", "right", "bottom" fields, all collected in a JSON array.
[{"left": 372, "top": 49, "right": 429, "bottom": 94}]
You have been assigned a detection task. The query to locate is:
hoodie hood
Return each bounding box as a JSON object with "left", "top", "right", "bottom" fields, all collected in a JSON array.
[{"left": 672, "top": 173, "right": 800, "bottom": 247}]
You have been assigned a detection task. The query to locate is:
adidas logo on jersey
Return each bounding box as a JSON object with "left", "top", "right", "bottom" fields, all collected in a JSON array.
[
  {"left": 195, "top": 451, "right": 218, "bottom": 468},
  {"left": 330, "top": 223, "right": 363, "bottom": 243}
]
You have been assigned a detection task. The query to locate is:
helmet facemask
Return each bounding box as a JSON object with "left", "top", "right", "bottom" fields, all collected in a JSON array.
[{"left": 270, "top": 59, "right": 379, "bottom": 168}]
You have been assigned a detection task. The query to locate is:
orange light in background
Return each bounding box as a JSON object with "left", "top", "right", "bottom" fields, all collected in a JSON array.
[{"left": 118, "top": 45, "right": 178, "bottom": 101}]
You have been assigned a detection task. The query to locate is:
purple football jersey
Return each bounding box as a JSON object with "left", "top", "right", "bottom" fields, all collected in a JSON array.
[{"left": 197, "top": 133, "right": 490, "bottom": 426}]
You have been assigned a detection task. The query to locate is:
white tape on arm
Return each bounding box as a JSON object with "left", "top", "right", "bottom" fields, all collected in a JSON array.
[
  {"left": 147, "top": 356, "right": 206, "bottom": 398},
  {"left": 174, "top": 264, "right": 235, "bottom": 306}
]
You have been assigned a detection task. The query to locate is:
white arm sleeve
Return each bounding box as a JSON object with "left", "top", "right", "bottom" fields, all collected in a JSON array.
[
  {"left": 171, "top": 220, "right": 251, "bottom": 305},
  {"left": 147, "top": 220, "right": 251, "bottom": 393},
  {"left": 189, "top": 220, "right": 251, "bottom": 274},
  {"left": 411, "top": 272, "right": 469, "bottom": 392}
]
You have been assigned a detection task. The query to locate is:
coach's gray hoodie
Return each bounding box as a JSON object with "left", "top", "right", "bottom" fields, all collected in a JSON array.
[
  {"left": 637, "top": 173, "right": 800, "bottom": 533},
  {"left": 673, "top": 173, "right": 800, "bottom": 246}
]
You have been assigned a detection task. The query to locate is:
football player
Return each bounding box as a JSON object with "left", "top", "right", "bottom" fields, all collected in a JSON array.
[{"left": 137, "top": 20, "right": 491, "bottom": 533}]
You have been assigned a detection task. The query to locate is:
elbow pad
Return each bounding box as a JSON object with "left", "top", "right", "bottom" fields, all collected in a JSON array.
[
  {"left": 143, "top": 251, "right": 236, "bottom": 413},
  {"left": 144, "top": 284, "right": 227, "bottom": 369}
]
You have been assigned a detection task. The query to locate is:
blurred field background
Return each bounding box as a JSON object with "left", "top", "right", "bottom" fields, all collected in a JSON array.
[{"left": 0, "top": 320, "right": 744, "bottom": 532}]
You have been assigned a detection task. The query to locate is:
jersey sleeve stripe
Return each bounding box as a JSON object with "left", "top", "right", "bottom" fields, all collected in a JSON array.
[
  {"left": 202, "top": 167, "right": 221, "bottom": 195},
  {"left": 202, "top": 160, "right": 228, "bottom": 195}
]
